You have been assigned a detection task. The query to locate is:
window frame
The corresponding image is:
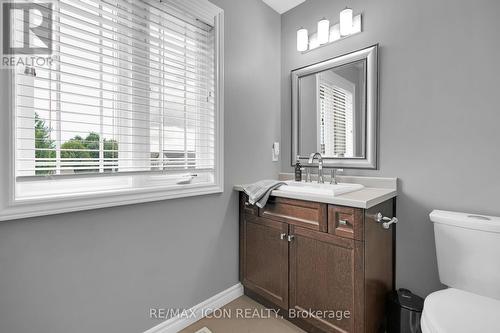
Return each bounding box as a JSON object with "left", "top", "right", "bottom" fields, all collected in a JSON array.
[{"left": 0, "top": 3, "right": 224, "bottom": 221}]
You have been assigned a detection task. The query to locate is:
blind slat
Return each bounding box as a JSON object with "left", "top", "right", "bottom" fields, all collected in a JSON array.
[
  {"left": 19, "top": 76, "right": 212, "bottom": 105},
  {"left": 18, "top": 91, "right": 214, "bottom": 113},
  {"left": 17, "top": 126, "right": 215, "bottom": 140},
  {"left": 18, "top": 110, "right": 215, "bottom": 127}
]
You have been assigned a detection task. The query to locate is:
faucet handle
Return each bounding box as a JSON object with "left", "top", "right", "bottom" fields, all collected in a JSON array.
[
  {"left": 330, "top": 169, "right": 337, "bottom": 184},
  {"left": 318, "top": 169, "right": 324, "bottom": 184},
  {"left": 305, "top": 167, "right": 311, "bottom": 182},
  {"left": 308, "top": 152, "right": 316, "bottom": 164}
]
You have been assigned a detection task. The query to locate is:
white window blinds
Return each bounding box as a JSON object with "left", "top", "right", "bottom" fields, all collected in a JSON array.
[
  {"left": 13, "top": 0, "right": 223, "bottom": 201},
  {"left": 319, "top": 82, "right": 353, "bottom": 157}
]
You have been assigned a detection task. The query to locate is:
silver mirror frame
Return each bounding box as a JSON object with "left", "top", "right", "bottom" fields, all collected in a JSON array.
[{"left": 291, "top": 44, "right": 378, "bottom": 169}]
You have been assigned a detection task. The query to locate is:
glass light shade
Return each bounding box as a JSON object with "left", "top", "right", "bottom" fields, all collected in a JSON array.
[
  {"left": 297, "top": 28, "right": 308, "bottom": 52},
  {"left": 309, "top": 34, "right": 320, "bottom": 50},
  {"left": 330, "top": 24, "right": 341, "bottom": 42},
  {"left": 317, "top": 18, "right": 330, "bottom": 45},
  {"left": 340, "top": 7, "right": 353, "bottom": 36}
]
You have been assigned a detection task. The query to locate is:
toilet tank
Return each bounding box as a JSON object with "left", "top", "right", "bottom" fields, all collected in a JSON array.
[{"left": 430, "top": 210, "right": 500, "bottom": 300}]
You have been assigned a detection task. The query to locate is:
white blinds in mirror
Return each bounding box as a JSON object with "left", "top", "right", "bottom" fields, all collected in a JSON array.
[
  {"left": 14, "top": 0, "right": 216, "bottom": 178},
  {"left": 319, "top": 83, "right": 353, "bottom": 157}
]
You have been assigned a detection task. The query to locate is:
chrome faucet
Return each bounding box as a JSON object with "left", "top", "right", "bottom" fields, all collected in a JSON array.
[{"left": 308, "top": 152, "right": 324, "bottom": 183}]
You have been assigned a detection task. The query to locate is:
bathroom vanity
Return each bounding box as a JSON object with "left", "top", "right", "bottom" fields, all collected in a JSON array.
[
  {"left": 236, "top": 177, "right": 397, "bottom": 333},
  {"left": 237, "top": 44, "right": 394, "bottom": 332}
]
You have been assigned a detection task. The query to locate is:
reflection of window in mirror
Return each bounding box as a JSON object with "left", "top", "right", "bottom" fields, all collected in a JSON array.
[{"left": 317, "top": 71, "right": 355, "bottom": 158}]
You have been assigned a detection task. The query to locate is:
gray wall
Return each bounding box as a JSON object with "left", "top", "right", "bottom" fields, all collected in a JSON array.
[
  {"left": 0, "top": 0, "right": 281, "bottom": 332},
  {"left": 282, "top": 0, "right": 500, "bottom": 297}
]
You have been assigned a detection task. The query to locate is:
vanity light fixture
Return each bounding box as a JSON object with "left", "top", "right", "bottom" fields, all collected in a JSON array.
[
  {"left": 297, "top": 27, "right": 309, "bottom": 52},
  {"left": 339, "top": 7, "right": 353, "bottom": 36},
  {"left": 297, "top": 8, "right": 362, "bottom": 52},
  {"left": 317, "top": 18, "right": 330, "bottom": 44}
]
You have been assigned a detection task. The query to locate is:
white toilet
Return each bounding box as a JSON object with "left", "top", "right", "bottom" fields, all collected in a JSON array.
[{"left": 421, "top": 210, "right": 500, "bottom": 333}]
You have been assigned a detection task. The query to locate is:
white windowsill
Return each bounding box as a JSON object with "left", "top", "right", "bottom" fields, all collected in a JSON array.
[{"left": 0, "top": 183, "right": 223, "bottom": 221}]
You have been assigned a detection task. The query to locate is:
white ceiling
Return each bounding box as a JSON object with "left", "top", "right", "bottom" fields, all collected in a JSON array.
[{"left": 261, "top": 0, "right": 306, "bottom": 14}]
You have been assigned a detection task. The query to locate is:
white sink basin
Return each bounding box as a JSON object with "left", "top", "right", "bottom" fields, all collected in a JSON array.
[{"left": 278, "top": 180, "right": 364, "bottom": 196}]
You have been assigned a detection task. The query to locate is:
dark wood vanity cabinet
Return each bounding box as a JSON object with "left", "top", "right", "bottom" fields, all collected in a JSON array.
[
  {"left": 240, "top": 214, "right": 289, "bottom": 309},
  {"left": 289, "top": 225, "right": 364, "bottom": 333},
  {"left": 239, "top": 193, "right": 395, "bottom": 333}
]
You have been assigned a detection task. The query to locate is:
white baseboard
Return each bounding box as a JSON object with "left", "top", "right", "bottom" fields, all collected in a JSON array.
[{"left": 143, "top": 283, "right": 244, "bottom": 333}]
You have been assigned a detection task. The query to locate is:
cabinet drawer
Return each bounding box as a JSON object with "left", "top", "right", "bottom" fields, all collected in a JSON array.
[
  {"left": 260, "top": 197, "right": 327, "bottom": 232},
  {"left": 328, "top": 205, "right": 364, "bottom": 241}
]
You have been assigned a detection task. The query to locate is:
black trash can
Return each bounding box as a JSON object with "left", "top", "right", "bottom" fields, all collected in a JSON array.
[{"left": 387, "top": 288, "right": 424, "bottom": 333}]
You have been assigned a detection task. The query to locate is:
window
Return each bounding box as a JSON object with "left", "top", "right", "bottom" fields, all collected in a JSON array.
[{"left": 3, "top": 0, "right": 224, "bottom": 219}]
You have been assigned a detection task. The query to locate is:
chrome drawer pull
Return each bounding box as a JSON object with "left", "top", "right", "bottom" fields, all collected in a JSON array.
[
  {"left": 287, "top": 235, "right": 295, "bottom": 242},
  {"left": 280, "top": 233, "right": 287, "bottom": 240},
  {"left": 339, "top": 219, "right": 348, "bottom": 226}
]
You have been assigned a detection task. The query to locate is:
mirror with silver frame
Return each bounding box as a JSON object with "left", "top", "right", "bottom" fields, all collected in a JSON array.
[{"left": 292, "top": 45, "right": 378, "bottom": 169}]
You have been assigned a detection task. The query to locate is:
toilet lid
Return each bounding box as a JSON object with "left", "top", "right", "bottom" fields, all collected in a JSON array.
[{"left": 421, "top": 288, "right": 500, "bottom": 333}]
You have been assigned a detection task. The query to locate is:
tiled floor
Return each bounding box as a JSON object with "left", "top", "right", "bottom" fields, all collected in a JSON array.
[{"left": 180, "top": 296, "right": 305, "bottom": 333}]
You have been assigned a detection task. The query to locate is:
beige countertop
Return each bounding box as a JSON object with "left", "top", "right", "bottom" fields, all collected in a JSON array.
[{"left": 234, "top": 176, "right": 397, "bottom": 209}]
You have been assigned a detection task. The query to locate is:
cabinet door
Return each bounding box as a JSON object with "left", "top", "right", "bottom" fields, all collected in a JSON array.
[
  {"left": 289, "top": 226, "right": 364, "bottom": 333},
  {"left": 241, "top": 214, "right": 289, "bottom": 309}
]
